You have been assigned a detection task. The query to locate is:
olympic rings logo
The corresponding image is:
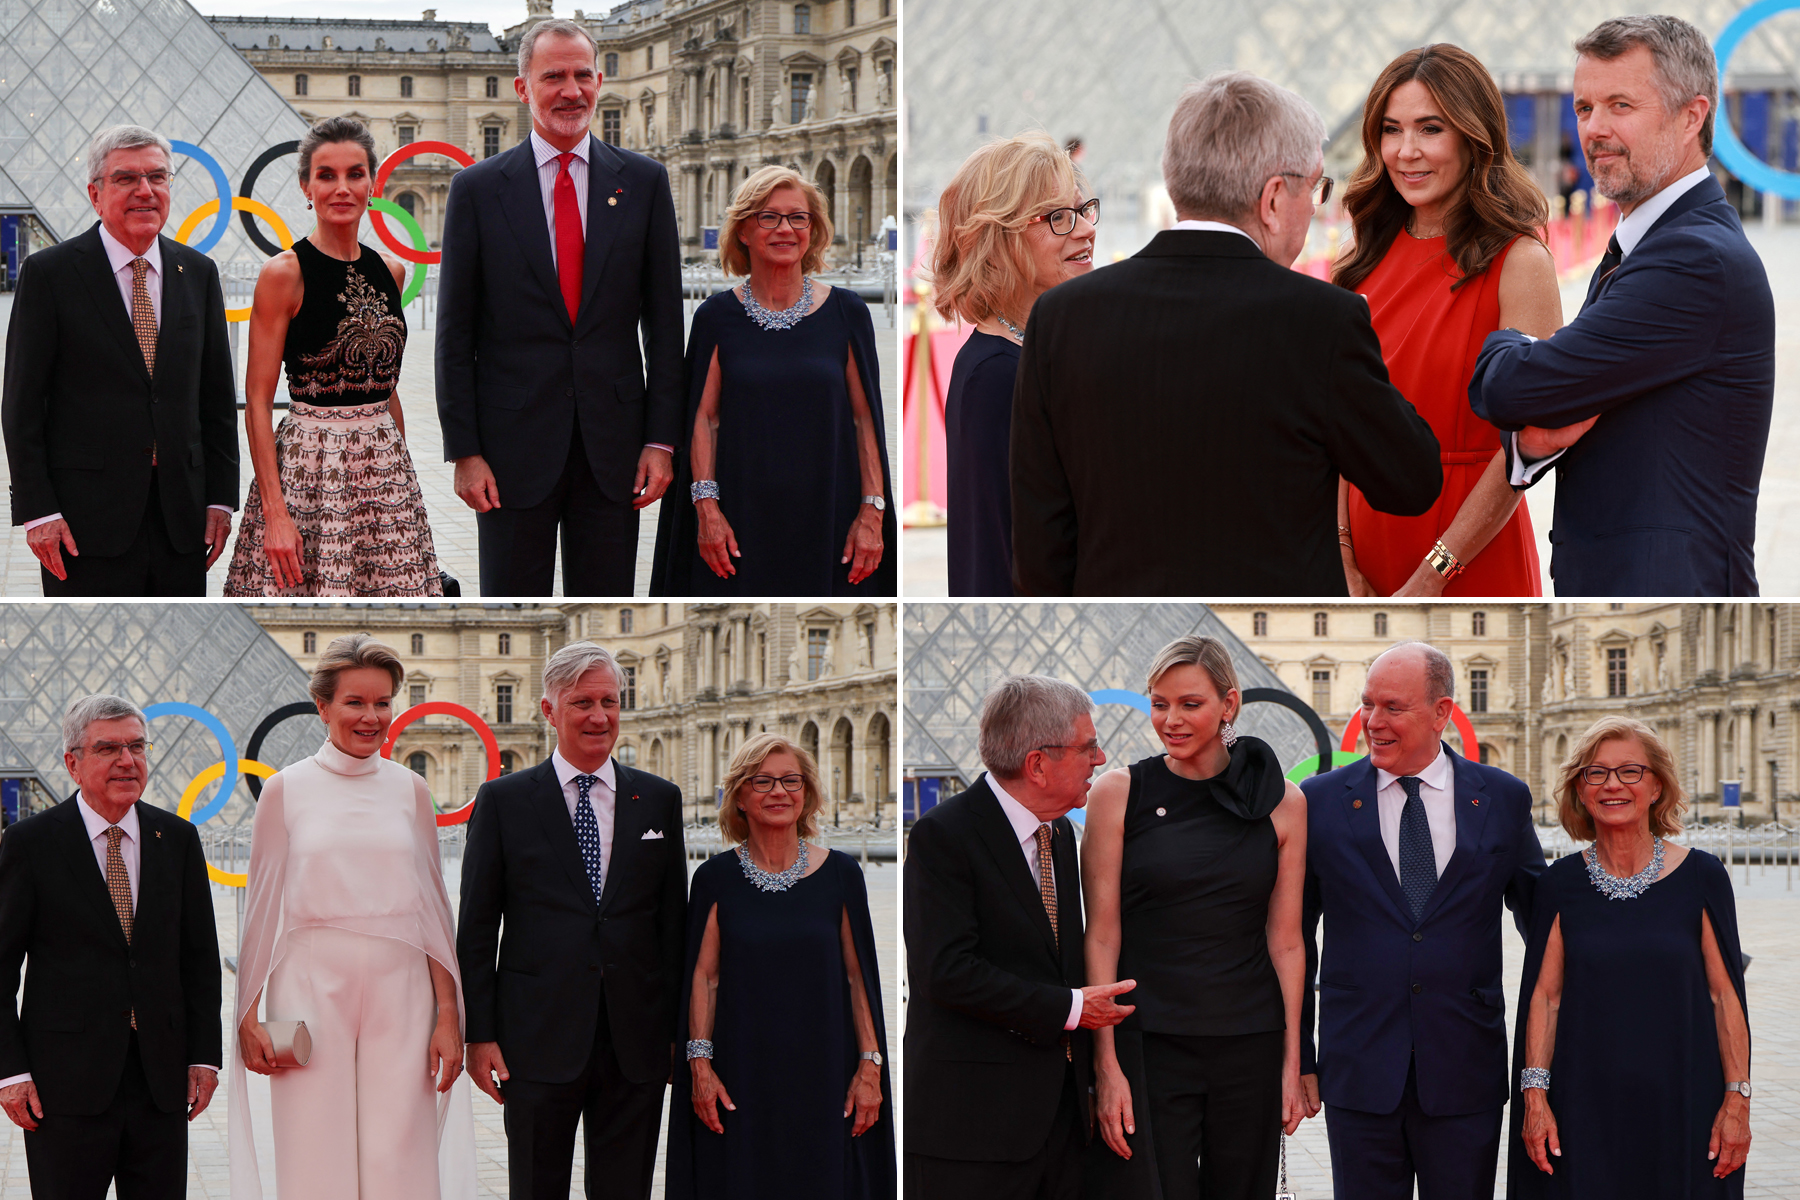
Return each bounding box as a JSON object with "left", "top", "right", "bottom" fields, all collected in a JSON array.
[
  {"left": 149, "top": 698, "right": 500, "bottom": 887},
  {"left": 167, "top": 138, "right": 476, "bottom": 322}
]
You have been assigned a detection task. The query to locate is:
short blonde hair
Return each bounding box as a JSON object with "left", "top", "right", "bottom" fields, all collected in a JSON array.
[
  {"left": 927, "top": 132, "right": 1083, "bottom": 325},
  {"left": 1555, "top": 716, "right": 1687, "bottom": 841},
  {"left": 1145, "top": 636, "right": 1240, "bottom": 715},
  {"left": 718, "top": 732, "right": 824, "bottom": 842},
  {"left": 309, "top": 633, "right": 404, "bottom": 708},
  {"left": 719, "top": 166, "right": 832, "bottom": 276}
]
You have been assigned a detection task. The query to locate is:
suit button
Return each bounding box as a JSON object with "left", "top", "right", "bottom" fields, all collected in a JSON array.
[
  {"left": 1411, "top": 982, "right": 1422, "bottom": 994},
  {"left": 1412, "top": 932, "right": 1423, "bottom": 942}
]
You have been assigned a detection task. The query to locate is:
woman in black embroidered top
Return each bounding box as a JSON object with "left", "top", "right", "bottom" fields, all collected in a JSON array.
[{"left": 225, "top": 116, "right": 442, "bottom": 596}]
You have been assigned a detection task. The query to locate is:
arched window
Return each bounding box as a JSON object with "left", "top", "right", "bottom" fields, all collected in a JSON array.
[
  {"left": 303, "top": 631, "right": 317, "bottom": 653},
  {"left": 793, "top": 3, "right": 810, "bottom": 33},
  {"left": 411, "top": 633, "right": 424, "bottom": 654},
  {"left": 500, "top": 751, "right": 519, "bottom": 775},
  {"left": 620, "top": 608, "right": 634, "bottom": 633},
  {"left": 395, "top": 192, "right": 418, "bottom": 217},
  {"left": 400, "top": 75, "right": 414, "bottom": 98},
  {"left": 347, "top": 74, "right": 361, "bottom": 97},
  {"left": 407, "top": 752, "right": 428, "bottom": 776},
  {"left": 1374, "top": 611, "right": 1388, "bottom": 637},
  {"left": 485, "top": 75, "right": 499, "bottom": 98},
  {"left": 1313, "top": 612, "right": 1328, "bottom": 637},
  {"left": 618, "top": 743, "right": 638, "bottom": 767},
  {"left": 294, "top": 74, "right": 308, "bottom": 96},
  {"left": 1472, "top": 610, "right": 1487, "bottom": 636},
  {"left": 604, "top": 52, "right": 619, "bottom": 75},
  {"left": 498, "top": 632, "right": 511, "bottom": 655},
  {"left": 1252, "top": 612, "right": 1267, "bottom": 637}
]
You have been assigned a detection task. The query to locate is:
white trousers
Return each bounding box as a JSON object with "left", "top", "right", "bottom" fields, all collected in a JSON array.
[{"left": 267, "top": 925, "right": 442, "bottom": 1200}]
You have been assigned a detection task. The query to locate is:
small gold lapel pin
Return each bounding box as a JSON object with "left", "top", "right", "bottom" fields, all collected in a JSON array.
[
  {"left": 175, "top": 264, "right": 183, "bottom": 273},
  {"left": 1352, "top": 799, "right": 1363, "bottom": 809},
  {"left": 155, "top": 830, "right": 162, "bottom": 838},
  {"left": 607, "top": 196, "right": 618, "bottom": 206}
]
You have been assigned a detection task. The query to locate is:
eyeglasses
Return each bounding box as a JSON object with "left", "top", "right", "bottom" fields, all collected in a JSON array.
[
  {"left": 1031, "top": 198, "right": 1100, "bottom": 236},
  {"left": 749, "top": 773, "right": 806, "bottom": 793},
  {"left": 1579, "top": 763, "right": 1649, "bottom": 787},
  {"left": 1037, "top": 739, "right": 1102, "bottom": 758},
  {"left": 81, "top": 740, "right": 153, "bottom": 761},
  {"left": 103, "top": 170, "right": 171, "bottom": 190},
  {"left": 754, "top": 210, "right": 813, "bottom": 230},
  {"left": 1279, "top": 173, "right": 1334, "bottom": 205}
]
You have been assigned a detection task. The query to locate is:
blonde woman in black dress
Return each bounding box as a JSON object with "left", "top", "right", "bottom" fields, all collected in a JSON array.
[
  {"left": 225, "top": 116, "right": 441, "bottom": 596},
  {"left": 1081, "top": 636, "right": 1311, "bottom": 1199}
]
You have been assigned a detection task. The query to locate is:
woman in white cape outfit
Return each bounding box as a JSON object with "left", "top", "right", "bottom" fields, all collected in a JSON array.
[{"left": 231, "top": 730, "right": 477, "bottom": 1197}]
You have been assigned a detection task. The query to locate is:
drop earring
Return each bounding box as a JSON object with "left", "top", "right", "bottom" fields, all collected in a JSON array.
[{"left": 1220, "top": 719, "right": 1239, "bottom": 748}]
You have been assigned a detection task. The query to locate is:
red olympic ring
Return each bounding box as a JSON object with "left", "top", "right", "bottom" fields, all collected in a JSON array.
[
  {"left": 371, "top": 140, "right": 476, "bottom": 264},
  {"left": 1340, "top": 704, "right": 1482, "bottom": 762},
  {"left": 382, "top": 701, "right": 501, "bottom": 826}
]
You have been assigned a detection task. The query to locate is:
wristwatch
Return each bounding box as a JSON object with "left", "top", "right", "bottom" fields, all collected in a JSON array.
[
  {"left": 1726, "top": 1081, "right": 1752, "bottom": 1099},
  {"left": 860, "top": 1050, "right": 883, "bottom": 1066},
  {"left": 861, "top": 495, "right": 885, "bottom": 511}
]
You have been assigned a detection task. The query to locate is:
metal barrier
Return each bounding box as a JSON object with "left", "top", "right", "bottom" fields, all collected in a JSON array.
[{"left": 1538, "top": 821, "right": 1800, "bottom": 889}]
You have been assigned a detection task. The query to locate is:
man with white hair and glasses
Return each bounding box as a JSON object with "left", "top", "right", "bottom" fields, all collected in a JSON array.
[
  {"left": 1009, "top": 70, "right": 1441, "bottom": 596},
  {"left": 0, "top": 694, "right": 221, "bottom": 1199}
]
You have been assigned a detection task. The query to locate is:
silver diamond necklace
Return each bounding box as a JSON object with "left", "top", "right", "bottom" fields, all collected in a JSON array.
[
  {"left": 737, "top": 840, "right": 810, "bottom": 892},
  {"left": 996, "top": 315, "right": 1026, "bottom": 343},
  {"left": 1584, "top": 836, "right": 1664, "bottom": 900},
  {"left": 741, "top": 277, "right": 813, "bottom": 331}
]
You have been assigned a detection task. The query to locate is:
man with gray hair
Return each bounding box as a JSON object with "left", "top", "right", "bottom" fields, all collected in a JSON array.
[
  {"left": 905, "top": 675, "right": 1136, "bottom": 1200},
  {"left": 1297, "top": 643, "right": 1544, "bottom": 1198},
  {"left": 0, "top": 694, "right": 221, "bottom": 1198},
  {"left": 436, "top": 17, "right": 684, "bottom": 595},
  {"left": 456, "top": 641, "right": 686, "bottom": 1199},
  {"left": 1470, "top": 15, "right": 1774, "bottom": 596},
  {"left": 1010, "top": 70, "right": 1441, "bottom": 596},
  {"left": 2, "top": 125, "right": 238, "bottom": 596}
]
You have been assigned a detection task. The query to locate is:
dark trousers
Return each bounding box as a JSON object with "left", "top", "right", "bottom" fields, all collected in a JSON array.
[
  {"left": 23, "top": 1034, "right": 186, "bottom": 1200},
  {"left": 41, "top": 473, "right": 206, "bottom": 596},
  {"left": 1140, "top": 1029, "right": 1283, "bottom": 1200},
  {"left": 1324, "top": 1056, "right": 1503, "bottom": 1200},
  {"left": 477, "top": 428, "right": 639, "bottom": 596},
  {"left": 502, "top": 993, "right": 665, "bottom": 1200},
  {"left": 905, "top": 1061, "right": 1083, "bottom": 1200}
]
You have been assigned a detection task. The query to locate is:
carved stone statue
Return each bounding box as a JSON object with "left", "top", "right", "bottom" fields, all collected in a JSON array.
[
  {"left": 875, "top": 68, "right": 892, "bottom": 106},
  {"left": 803, "top": 92, "right": 817, "bottom": 122}
]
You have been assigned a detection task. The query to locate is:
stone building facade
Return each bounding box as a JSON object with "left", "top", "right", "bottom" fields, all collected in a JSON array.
[
  {"left": 1211, "top": 603, "right": 1800, "bottom": 825},
  {"left": 248, "top": 602, "right": 898, "bottom": 827},
  {"left": 209, "top": 0, "right": 898, "bottom": 258}
]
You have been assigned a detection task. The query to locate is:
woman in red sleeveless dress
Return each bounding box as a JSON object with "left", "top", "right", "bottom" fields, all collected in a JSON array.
[{"left": 1334, "top": 44, "right": 1565, "bottom": 597}]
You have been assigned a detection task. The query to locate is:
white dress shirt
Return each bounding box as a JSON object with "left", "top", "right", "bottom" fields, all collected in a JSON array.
[
  {"left": 1170, "top": 219, "right": 1258, "bottom": 244},
  {"left": 530, "top": 129, "right": 590, "bottom": 272},
  {"left": 0, "top": 795, "right": 216, "bottom": 1091},
  {"left": 1508, "top": 166, "right": 1717, "bottom": 487},
  {"left": 988, "top": 776, "right": 1084, "bottom": 1032},
  {"left": 552, "top": 747, "right": 617, "bottom": 885},
  {"left": 1374, "top": 744, "right": 1458, "bottom": 881}
]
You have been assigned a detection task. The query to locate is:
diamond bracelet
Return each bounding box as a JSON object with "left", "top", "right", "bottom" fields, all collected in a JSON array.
[
  {"left": 686, "top": 1039, "right": 715, "bottom": 1060},
  {"left": 691, "top": 480, "right": 721, "bottom": 503},
  {"left": 1520, "top": 1067, "right": 1550, "bottom": 1091}
]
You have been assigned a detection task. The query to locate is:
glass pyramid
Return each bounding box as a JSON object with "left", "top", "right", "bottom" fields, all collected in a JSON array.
[
  {"left": 0, "top": 0, "right": 311, "bottom": 258},
  {"left": 905, "top": 603, "right": 1325, "bottom": 782},
  {"left": 0, "top": 603, "right": 316, "bottom": 826}
]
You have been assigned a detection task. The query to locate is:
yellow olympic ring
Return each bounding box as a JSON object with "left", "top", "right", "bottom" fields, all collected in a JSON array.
[
  {"left": 179, "top": 758, "right": 278, "bottom": 887},
  {"left": 174, "top": 198, "right": 295, "bottom": 323}
]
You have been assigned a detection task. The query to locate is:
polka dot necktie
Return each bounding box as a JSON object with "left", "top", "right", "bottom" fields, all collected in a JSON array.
[
  {"left": 105, "top": 826, "right": 137, "bottom": 1029},
  {"left": 1397, "top": 776, "right": 1437, "bottom": 922},
  {"left": 572, "top": 774, "right": 606, "bottom": 906},
  {"left": 1035, "top": 824, "right": 1072, "bottom": 1061},
  {"left": 129, "top": 257, "right": 156, "bottom": 377}
]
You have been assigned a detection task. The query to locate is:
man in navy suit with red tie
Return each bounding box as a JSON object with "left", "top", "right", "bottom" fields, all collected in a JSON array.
[
  {"left": 1299, "top": 643, "right": 1545, "bottom": 1200},
  {"left": 1470, "top": 15, "right": 1775, "bottom": 596},
  {"left": 437, "top": 18, "right": 685, "bottom": 595}
]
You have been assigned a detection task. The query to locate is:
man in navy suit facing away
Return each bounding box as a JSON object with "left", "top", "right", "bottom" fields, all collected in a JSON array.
[
  {"left": 1469, "top": 15, "right": 1775, "bottom": 596},
  {"left": 1299, "top": 643, "right": 1545, "bottom": 1200}
]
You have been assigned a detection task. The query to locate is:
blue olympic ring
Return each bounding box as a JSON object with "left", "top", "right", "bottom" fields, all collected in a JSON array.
[
  {"left": 167, "top": 140, "right": 234, "bottom": 255},
  {"left": 143, "top": 701, "right": 238, "bottom": 825},
  {"left": 1713, "top": 0, "right": 1800, "bottom": 199}
]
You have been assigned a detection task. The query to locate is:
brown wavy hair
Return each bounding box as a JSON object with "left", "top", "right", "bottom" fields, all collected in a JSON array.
[{"left": 1332, "top": 44, "right": 1548, "bottom": 294}]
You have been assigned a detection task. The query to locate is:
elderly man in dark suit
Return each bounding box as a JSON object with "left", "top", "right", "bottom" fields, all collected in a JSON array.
[
  {"left": 1298, "top": 643, "right": 1545, "bottom": 1200},
  {"left": 457, "top": 641, "right": 687, "bottom": 1200},
  {"left": 904, "top": 674, "right": 1137, "bottom": 1200},
  {"left": 1009, "top": 70, "right": 1441, "bottom": 596},
  {"left": 436, "top": 18, "right": 685, "bottom": 596},
  {"left": 0, "top": 694, "right": 222, "bottom": 1199},
  {"left": 2, "top": 126, "right": 238, "bottom": 596},
  {"left": 1470, "top": 15, "right": 1775, "bottom": 596}
]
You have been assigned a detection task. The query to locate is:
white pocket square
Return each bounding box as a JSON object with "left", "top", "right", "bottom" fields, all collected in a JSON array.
[{"left": 641, "top": 829, "right": 665, "bottom": 840}]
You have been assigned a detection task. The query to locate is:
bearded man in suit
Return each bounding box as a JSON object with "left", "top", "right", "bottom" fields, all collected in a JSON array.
[
  {"left": 457, "top": 641, "right": 687, "bottom": 1199},
  {"left": 0, "top": 694, "right": 222, "bottom": 1199},
  {"left": 2, "top": 126, "right": 237, "bottom": 595}
]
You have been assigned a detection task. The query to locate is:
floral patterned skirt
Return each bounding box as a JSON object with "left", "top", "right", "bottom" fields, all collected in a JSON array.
[{"left": 224, "top": 400, "right": 443, "bottom": 597}]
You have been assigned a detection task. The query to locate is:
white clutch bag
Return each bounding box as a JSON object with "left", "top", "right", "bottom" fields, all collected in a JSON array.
[{"left": 262, "top": 1020, "right": 313, "bottom": 1068}]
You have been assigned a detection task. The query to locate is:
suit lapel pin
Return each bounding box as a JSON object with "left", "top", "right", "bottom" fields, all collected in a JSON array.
[
  {"left": 1471, "top": 798, "right": 1480, "bottom": 806},
  {"left": 175, "top": 264, "right": 183, "bottom": 273},
  {"left": 607, "top": 197, "right": 618, "bottom": 206},
  {"left": 155, "top": 830, "right": 162, "bottom": 838},
  {"left": 1352, "top": 799, "right": 1363, "bottom": 809}
]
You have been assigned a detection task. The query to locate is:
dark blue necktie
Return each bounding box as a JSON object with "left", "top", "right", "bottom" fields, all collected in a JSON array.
[
  {"left": 1397, "top": 775, "right": 1437, "bottom": 921},
  {"left": 1588, "top": 233, "right": 1624, "bottom": 303},
  {"left": 572, "top": 773, "right": 606, "bottom": 905}
]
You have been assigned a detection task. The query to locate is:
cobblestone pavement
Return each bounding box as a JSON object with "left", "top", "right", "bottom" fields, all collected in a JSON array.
[
  {"left": 0, "top": 849, "right": 897, "bottom": 1199},
  {"left": 903, "top": 223, "right": 1800, "bottom": 597},
  {"left": 0, "top": 293, "right": 898, "bottom": 599}
]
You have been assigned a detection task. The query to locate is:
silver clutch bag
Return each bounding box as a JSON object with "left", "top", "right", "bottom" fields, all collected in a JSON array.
[{"left": 262, "top": 1020, "right": 313, "bottom": 1068}]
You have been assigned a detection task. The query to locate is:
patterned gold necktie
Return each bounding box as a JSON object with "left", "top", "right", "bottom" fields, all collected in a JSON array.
[
  {"left": 105, "top": 826, "right": 136, "bottom": 1030},
  {"left": 1034, "top": 823, "right": 1058, "bottom": 946},
  {"left": 129, "top": 257, "right": 156, "bottom": 377}
]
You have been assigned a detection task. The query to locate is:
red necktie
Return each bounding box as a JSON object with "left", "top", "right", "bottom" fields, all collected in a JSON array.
[{"left": 554, "top": 151, "right": 584, "bottom": 323}]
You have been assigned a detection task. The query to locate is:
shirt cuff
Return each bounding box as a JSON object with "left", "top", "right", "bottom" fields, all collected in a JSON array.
[
  {"left": 1065, "top": 989, "right": 1083, "bottom": 1032},
  {"left": 0, "top": 1072, "right": 30, "bottom": 1089},
  {"left": 644, "top": 443, "right": 674, "bottom": 454},
  {"left": 207, "top": 505, "right": 234, "bottom": 515},
  {"left": 21, "top": 513, "right": 61, "bottom": 532},
  {"left": 1506, "top": 431, "right": 1567, "bottom": 487},
  {"left": 189, "top": 1064, "right": 220, "bottom": 1074}
]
